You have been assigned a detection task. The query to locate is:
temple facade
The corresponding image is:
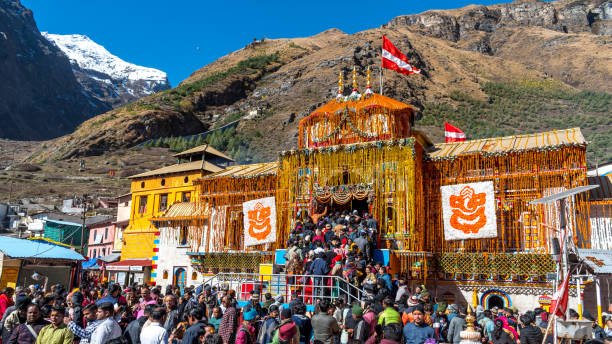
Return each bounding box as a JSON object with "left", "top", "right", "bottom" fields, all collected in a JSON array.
[{"left": 126, "top": 71, "right": 599, "bottom": 312}]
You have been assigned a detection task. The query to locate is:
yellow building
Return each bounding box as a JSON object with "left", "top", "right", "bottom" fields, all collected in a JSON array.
[{"left": 109, "top": 145, "right": 232, "bottom": 285}]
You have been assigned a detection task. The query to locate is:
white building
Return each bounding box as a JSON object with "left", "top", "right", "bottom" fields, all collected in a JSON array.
[{"left": 151, "top": 202, "right": 208, "bottom": 289}]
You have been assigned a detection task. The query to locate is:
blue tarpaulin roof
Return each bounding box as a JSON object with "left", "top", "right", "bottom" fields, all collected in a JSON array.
[
  {"left": 82, "top": 258, "right": 98, "bottom": 269},
  {"left": 0, "top": 236, "right": 85, "bottom": 261}
]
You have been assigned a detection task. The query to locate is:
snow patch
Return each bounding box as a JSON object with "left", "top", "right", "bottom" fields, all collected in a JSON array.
[{"left": 42, "top": 32, "right": 167, "bottom": 83}]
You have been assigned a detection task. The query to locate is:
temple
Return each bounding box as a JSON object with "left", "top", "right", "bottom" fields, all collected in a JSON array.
[{"left": 118, "top": 68, "right": 601, "bottom": 313}]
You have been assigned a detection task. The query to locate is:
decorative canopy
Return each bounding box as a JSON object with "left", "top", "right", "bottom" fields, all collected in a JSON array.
[{"left": 298, "top": 93, "right": 415, "bottom": 149}]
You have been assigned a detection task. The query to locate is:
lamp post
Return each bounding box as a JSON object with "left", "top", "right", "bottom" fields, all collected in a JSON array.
[{"left": 80, "top": 194, "right": 90, "bottom": 254}]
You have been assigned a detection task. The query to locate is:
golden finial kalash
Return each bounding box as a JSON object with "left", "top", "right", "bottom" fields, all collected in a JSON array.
[
  {"left": 336, "top": 70, "right": 344, "bottom": 100},
  {"left": 348, "top": 66, "right": 361, "bottom": 100},
  {"left": 459, "top": 306, "right": 481, "bottom": 344},
  {"left": 364, "top": 66, "right": 373, "bottom": 97}
]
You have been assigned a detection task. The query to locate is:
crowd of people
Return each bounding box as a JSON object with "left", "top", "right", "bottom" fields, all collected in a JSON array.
[{"left": 0, "top": 209, "right": 610, "bottom": 344}]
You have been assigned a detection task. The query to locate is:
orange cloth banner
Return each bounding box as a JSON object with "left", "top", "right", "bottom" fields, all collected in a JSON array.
[
  {"left": 441, "top": 181, "right": 497, "bottom": 240},
  {"left": 243, "top": 197, "right": 277, "bottom": 246}
]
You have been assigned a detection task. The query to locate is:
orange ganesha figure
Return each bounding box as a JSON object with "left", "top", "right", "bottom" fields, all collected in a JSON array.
[
  {"left": 449, "top": 186, "right": 487, "bottom": 234},
  {"left": 247, "top": 202, "right": 272, "bottom": 240}
]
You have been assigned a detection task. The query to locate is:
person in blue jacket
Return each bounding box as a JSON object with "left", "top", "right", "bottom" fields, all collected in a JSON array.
[{"left": 403, "top": 304, "right": 435, "bottom": 344}]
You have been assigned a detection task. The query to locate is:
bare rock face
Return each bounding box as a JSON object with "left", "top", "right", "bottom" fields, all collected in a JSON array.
[
  {"left": 0, "top": 0, "right": 110, "bottom": 140},
  {"left": 388, "top": 0, "right": 611, "bottom": 40}
]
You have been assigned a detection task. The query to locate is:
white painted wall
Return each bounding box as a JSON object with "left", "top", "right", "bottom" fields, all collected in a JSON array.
[{"left": 155, "top": 226, "right": 200, "bottom": 287}]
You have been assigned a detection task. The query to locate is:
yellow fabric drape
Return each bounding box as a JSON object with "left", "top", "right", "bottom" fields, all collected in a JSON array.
[
  {"left": 278, "top": 138, "right": 423, "bottom": 251},
  {"left": 423, "top": 146, "right": 590, "bottom": 254}
]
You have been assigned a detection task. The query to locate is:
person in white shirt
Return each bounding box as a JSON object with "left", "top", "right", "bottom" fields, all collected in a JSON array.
[
  {"left": 140, "top": 307, "right": 168, "bottom": 344},
  {"left": 89, "top": 302, "right": 122, "bottom": 344}
]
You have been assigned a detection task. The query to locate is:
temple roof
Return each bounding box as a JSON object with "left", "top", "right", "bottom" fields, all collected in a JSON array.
[
  {"left": 198, "top": 161, "right": 278, "bottom": 180},
  {"left": 307, "top": 93, "right": 414, "bottom": 118},
  {"left": 129, "top": 160, "right": 223, "bottom": 179},
  {"left": 173, "top": 144, "right": 234, "bottom": 161},
  {"left": 427, "top": 127, "right": 586, "bottom": 160},
  {"left": 152, "top": 202, "right": 208, "bottom": 222}
]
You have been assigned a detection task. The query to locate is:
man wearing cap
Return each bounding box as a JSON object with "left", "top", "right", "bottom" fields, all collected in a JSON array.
[
  {"left": 258, "top": 304, "right": 280, "bottom": 344},
  {"left": 403, "top": 304, "right": 434, "bottom": 344},
  {"left": 447, "top": 305, "right": 466, "bottom": 344},
  {"left": 236, "top": 308, "right": 258, "bottom": 344},
  {"left": 347, "top": 304, "right": 368, "bottom": 344},
  {"left": 2, "top": 295, "right": 30, "bottom": 342},
  {"left": 270, "top": 308, "right": 299, "bottom": 344}
]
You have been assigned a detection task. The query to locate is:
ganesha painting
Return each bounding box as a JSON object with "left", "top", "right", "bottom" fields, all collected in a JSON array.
[
  {"left": 441, "top": 181, "right": 497, "bottom": 240},
  {"left": 243, "top": 196, "right": 277, "bottom": 246}
]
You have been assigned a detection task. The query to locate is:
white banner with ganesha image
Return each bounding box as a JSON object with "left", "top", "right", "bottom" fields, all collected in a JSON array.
[
  {"left": 441, "top": 181, "right": 497, "bottom": 240},
  {"left": 243, "top": 196, "right": 277, "bottom": 246}
]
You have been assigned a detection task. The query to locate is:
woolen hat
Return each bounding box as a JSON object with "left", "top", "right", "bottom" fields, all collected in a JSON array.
[
  {"left": 407, "top": 296, "right": 419, "bottom": 307},
  {"left": 279, "top": 322, "right": 297, "bottom": 340},
  {"left": 352, "top": 304, "right": 363, "bottom": 316},
  {"left": 243, "top": 308, "right": 258, "bottom": 321},
  {"left": 436, "top": 302, "right": 447, "bottom": 313}
]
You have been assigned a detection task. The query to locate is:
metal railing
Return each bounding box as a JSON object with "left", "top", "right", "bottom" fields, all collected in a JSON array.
[{"left": 202, "top": 272, "right": 366, "bottom": 306}]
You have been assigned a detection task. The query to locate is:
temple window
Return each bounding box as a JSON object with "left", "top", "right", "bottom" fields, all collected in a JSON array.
[
  {"left": 138, "top": 196, "right": 148, "bottom": 214},
  {"left": 159, "top": 194, "right": 168, "bottom": 211},
  {"left": 179, "top": 226, "right": 188, "bottom": 246}
]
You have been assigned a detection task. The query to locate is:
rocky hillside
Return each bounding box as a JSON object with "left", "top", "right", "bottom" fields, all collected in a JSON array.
[
  {"left": 43, "top": 33, "right": 171, "bottom": 108},
  {"left": 0, "top": 0, "right": 109, "bottom": 140},
  {"left": 34, "top": 0, "right": 612, "bottom": 165}
]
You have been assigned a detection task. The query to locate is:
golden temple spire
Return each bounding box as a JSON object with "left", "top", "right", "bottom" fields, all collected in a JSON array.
[
  {"left": 349, "top": 66, "right": 361, "bottom": 100},
  {"left": 364, "top": 66, "right": 373, "bottom": 96}
]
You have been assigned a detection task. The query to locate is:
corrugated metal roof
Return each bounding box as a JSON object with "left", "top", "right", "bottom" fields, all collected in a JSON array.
[
  {"left": 588, "top": 176, "right": 612, "bottom": 201},
  {"left": 199, "top": 162, "right": 278, "bottom": 180},
  {"left": 128, "top": 160, "right": 223, "bottom": 179},
  {"left": 577, "top": 249, "right": 612, "bottom": 274},
  {"left": 152, "top": 202, "right": 208, "bottom": 221},
  {"left": 427, "top": 128, "right": 586, "bottom": 160},
  {"left": 0, "top": 236, "right": 85, "bottom": 260},
  {"left": 173, "top": 144, "right": 234, "bottom": 161}
]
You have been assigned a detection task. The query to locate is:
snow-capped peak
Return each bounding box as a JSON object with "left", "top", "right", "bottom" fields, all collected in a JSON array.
[{"left": 43, "top": 32, "right": 167, "bottom": 84}]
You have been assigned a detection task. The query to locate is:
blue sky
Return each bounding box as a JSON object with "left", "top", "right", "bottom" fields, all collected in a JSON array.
[{"left": 24, "top": 0, "right": 502, "bottom": 86}]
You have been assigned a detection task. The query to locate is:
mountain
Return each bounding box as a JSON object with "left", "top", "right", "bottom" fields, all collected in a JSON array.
[
  {"left": 0, "top": 0, "right": 110, "bottom": 140},
  {"left": 33, "top": 0, "right": 612, "bottom": 165},
  {"left": 42, "top": 33, "right": 170, "bottom": 108}
]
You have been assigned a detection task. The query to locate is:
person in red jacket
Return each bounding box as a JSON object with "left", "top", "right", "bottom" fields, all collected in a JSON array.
[{"left": 0, "top": 287, "right": 14, "bottom": 320}]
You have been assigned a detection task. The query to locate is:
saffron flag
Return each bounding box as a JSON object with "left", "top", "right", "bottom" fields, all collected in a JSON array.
[
  {"left": 441, "top": 181, "right": 498, "bottom": 240},
  {"left": 243, "top": 197, "right": 277, "bottom": 247},
  {"left": 550, "top": 274, "right": 570, "bottom": 318},
  {"left": 382, "top": 35, "right": 420, "bottom": 75},
  {"left": 444, "top": 122, "right": 466, "bottom": 143}
]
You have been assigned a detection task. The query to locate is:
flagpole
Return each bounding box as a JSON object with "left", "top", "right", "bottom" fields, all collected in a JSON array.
[{"left": 379, "top": 64, "right": 383, "bottom": 96}]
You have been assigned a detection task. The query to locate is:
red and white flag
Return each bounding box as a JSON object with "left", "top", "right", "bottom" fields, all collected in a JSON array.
[
  {"left": 382, "top": 36, "right": 420, "bottom": 75},
  {"left": 550, "top": 274, "right": 570, "bottom": 318},
  {"left": 444, "top": 122, "right": 466, "bottom": 143}
]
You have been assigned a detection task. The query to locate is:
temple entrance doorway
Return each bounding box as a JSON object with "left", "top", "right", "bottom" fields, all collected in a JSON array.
[{"left": 487, "top": 295, "right": 505, "bottom": 309}]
